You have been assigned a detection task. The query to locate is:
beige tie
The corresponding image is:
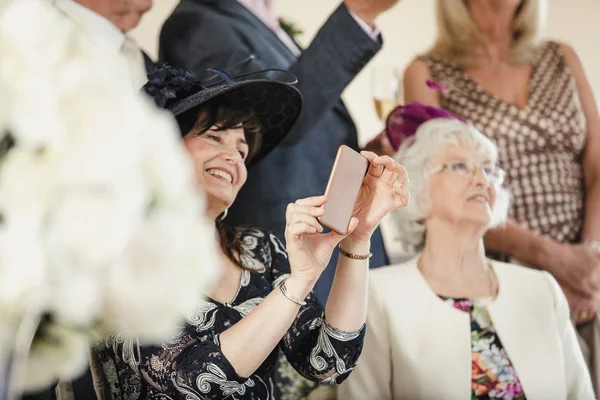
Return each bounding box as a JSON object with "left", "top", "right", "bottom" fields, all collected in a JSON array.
[{"left": 120, "top": 36, "right": 147, "bottom": 90}]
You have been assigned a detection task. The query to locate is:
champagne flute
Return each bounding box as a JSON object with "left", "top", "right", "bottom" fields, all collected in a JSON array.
[{"left": 372, "top": 65, "right": 400, "bottom": 122}]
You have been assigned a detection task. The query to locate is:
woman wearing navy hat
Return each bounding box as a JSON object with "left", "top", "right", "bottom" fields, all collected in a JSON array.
[{"left": 95, "top": 66, "right": 410, "bottom": 399}]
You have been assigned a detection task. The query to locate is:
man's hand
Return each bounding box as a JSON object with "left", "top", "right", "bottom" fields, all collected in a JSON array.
[{"left": 344, "top": 0, "right": 400, "bottom": 28}]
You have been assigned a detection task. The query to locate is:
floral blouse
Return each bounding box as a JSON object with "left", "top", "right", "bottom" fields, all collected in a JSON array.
[
  {"left": 442, "top": 297, "right": 526, "bottom": 400},
  {"left": 95, "top": 229, "right": 365, "bottom": 400}
]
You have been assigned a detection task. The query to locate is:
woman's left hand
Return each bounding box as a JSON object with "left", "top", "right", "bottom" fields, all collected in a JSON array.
[{"left": 346, "top": 151, "right": 410, "bottom": 243}]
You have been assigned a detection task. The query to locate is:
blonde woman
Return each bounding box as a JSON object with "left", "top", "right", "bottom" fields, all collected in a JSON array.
[
  {"left": 339, "top": 105, "right": 594, "bottom": 400},
  {"left": 402, "top": 0, "right": 600, "bottom": 391}
]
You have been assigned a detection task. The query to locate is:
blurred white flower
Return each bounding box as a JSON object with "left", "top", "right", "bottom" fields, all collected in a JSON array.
[
  {"left": 0, "top": 216, "right": 46, "bottom": 319},
  {"left": 0, "top": 0, "right": 219, "bottom": 391},
  {"left": 24, "top": 322, "right": 91, "bottom": 392}
]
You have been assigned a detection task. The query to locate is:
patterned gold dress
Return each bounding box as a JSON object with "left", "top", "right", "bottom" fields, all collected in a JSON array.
[{"left": 421, "top": 41, "right": 587, "bottom": 248}]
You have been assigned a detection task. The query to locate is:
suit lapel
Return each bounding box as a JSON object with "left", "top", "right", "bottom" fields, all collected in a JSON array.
[
  {"left": 195, "top": 0, "right": 296, "bottom": 63},
  {"left": 282, "top": 29, "right": 304, "bottom": 54},
  {"left": 142, "top": 51, "right": 156, "bottom": 74},
  {"left": 191, "top": 0, "right": 355, "bottom": 128}
]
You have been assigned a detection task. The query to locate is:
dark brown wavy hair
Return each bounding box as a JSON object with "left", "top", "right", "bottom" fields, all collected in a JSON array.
[{"left": 184, "top": 95, "right": 263, "bottom": 271}]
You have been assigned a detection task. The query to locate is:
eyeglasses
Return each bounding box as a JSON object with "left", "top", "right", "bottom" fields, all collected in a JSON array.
[{"left": 430, "top": 160, "right": 505, "bottom": 185}]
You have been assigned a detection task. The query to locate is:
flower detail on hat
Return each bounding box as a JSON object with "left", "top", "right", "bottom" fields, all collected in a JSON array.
[{"left": 144, "top": 67, "right": 199, "bottom": 108}]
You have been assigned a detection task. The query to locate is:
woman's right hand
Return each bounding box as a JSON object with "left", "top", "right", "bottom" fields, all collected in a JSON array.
[
  {"left": 284, "top": 196, "right": 359, "bottom": 285},
  {"left": 344, "top": 0, "right": 400, "bottom": 27},
  {"left": 546, "top": 242, "right": 600, "bottom": 297}
]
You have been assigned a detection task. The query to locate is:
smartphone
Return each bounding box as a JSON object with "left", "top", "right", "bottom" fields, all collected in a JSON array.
[{"left": 318, "top": 145, "right": 368, "bottom": 235}]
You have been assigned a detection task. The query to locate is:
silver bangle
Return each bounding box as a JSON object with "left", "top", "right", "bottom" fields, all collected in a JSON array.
[
  {"left": 279, "top": 278, "right": 307, "bottom": 306},
  {"left": 584, "top": 239, "right": 600, "bottom": 253}
]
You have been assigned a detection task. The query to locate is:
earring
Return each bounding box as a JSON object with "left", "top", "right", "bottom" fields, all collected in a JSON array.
[{"left": 218, "top": 208, "right": 228, "bottom": 221}]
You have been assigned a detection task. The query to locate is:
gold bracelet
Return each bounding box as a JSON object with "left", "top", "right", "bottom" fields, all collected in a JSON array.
[
  {"left": 279, "top": 278, "right": 307, "bottom": 306},
  {"left": 338, "top": 244, "right": 372, "bottom": 260}
]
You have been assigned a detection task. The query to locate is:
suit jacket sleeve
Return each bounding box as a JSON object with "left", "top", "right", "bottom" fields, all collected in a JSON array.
[
  {"left": 337, "top": 277, "right": 393, "bottom": 399},
  {"left": 159, "top": 2, "right": 381, "bottom": 145},
  {"left": 543, "top": 272, "right": 595, "bottom": 399}
]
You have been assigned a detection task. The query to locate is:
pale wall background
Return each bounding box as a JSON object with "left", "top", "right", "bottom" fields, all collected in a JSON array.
[{"left": 132, "top": 0, "right": 600, "bottom": 146}]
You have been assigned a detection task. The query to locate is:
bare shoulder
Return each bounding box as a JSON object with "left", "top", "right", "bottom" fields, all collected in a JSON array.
[
  {"left": 556, "top": 41, "right": 578, "bottom": 58},
  {"left": 556, "top": 42, "right": 584, "bottom": 71},
  {"left": 402, "top": 58, "right": 440, "bottom": 106},
  {"left": 554, "top": 41, "right": 597, "bottom": 114},
  {"left": 403, "top": 58, "right": 432, "bottom": 83}
]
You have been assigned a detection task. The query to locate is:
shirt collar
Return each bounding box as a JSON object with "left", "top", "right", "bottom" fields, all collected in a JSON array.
[
  {"left": 54, "top": 0, "right": 125, "bottom": 52},
  {"left": 237, "top": 0, "right": 279, "bottom": 31}
]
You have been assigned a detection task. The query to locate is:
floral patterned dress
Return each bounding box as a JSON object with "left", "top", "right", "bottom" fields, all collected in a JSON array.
[
  {"left": 442, "top": 297, "right": 527, "bottom": 400},
  {"left": 95, "top": 229, "right": 365, "bottom": 400}
]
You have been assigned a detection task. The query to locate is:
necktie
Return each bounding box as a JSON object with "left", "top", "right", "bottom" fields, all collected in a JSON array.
[{"left": 120, "top": 36, "right": 147, "bottom": 90}]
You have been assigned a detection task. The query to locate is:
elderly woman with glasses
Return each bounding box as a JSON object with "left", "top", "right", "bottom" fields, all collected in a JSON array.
[
  {"left": 402, "top": 0, "right": 600, "bottom": 391},
  {"left": 338, "top": 103, "right": 593, "bottom": 400}
]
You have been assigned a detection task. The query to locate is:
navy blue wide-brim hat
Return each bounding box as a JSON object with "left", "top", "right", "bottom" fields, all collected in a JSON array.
[{"left": 143, "top": 64, "right": 303, "bottom": 167}]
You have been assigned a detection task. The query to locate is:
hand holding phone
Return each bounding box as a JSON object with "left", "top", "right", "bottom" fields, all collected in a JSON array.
[{"left": 318, "top": 145, "right": 368, "bottom": 235}]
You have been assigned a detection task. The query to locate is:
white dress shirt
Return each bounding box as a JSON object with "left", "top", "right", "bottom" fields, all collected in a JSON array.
[
  {"left": 53, "top": 0, "right": 147, "bottom": 89},
  {"left": 339, "top": 257, "right": 595, "bottom": 400}
]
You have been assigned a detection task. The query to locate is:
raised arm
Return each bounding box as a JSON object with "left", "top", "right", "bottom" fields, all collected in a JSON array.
[{"left": 159, "top": 3, "right": 381, "bottom": 145}]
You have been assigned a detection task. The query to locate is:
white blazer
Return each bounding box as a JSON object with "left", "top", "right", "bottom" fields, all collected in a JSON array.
[{"left": 338, "top": 257, "right": 594, "bottom": 400}]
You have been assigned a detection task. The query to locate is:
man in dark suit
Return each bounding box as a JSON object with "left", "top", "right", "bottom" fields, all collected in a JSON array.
[{"left": 160, "top": 0, "right": 400, "bottom": 303}]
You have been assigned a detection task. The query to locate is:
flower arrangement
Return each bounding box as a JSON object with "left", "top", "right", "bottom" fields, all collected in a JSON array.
[{"left": 0, "top": 0, "right": 219, "bottom": 395}]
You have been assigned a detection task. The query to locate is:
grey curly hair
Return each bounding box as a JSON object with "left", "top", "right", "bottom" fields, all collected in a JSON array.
[{"left": 391, "top": 118, "right": 511, "bottom": 253}]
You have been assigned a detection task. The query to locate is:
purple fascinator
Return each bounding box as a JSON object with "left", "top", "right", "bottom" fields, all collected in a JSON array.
[{"left": 385, "top": 101, "right": 466, "bottom": 151}]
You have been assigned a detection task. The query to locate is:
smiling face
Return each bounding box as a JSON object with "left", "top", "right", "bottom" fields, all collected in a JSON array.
[
  {"left": 426, "top": 143, "right": 501, "bottom": 229},
  {"left": 184, "top": 127, "right": 249, "bottom": 215},
  {"left": 179, "top": 99, "right": 262, "bottom": 220}
]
